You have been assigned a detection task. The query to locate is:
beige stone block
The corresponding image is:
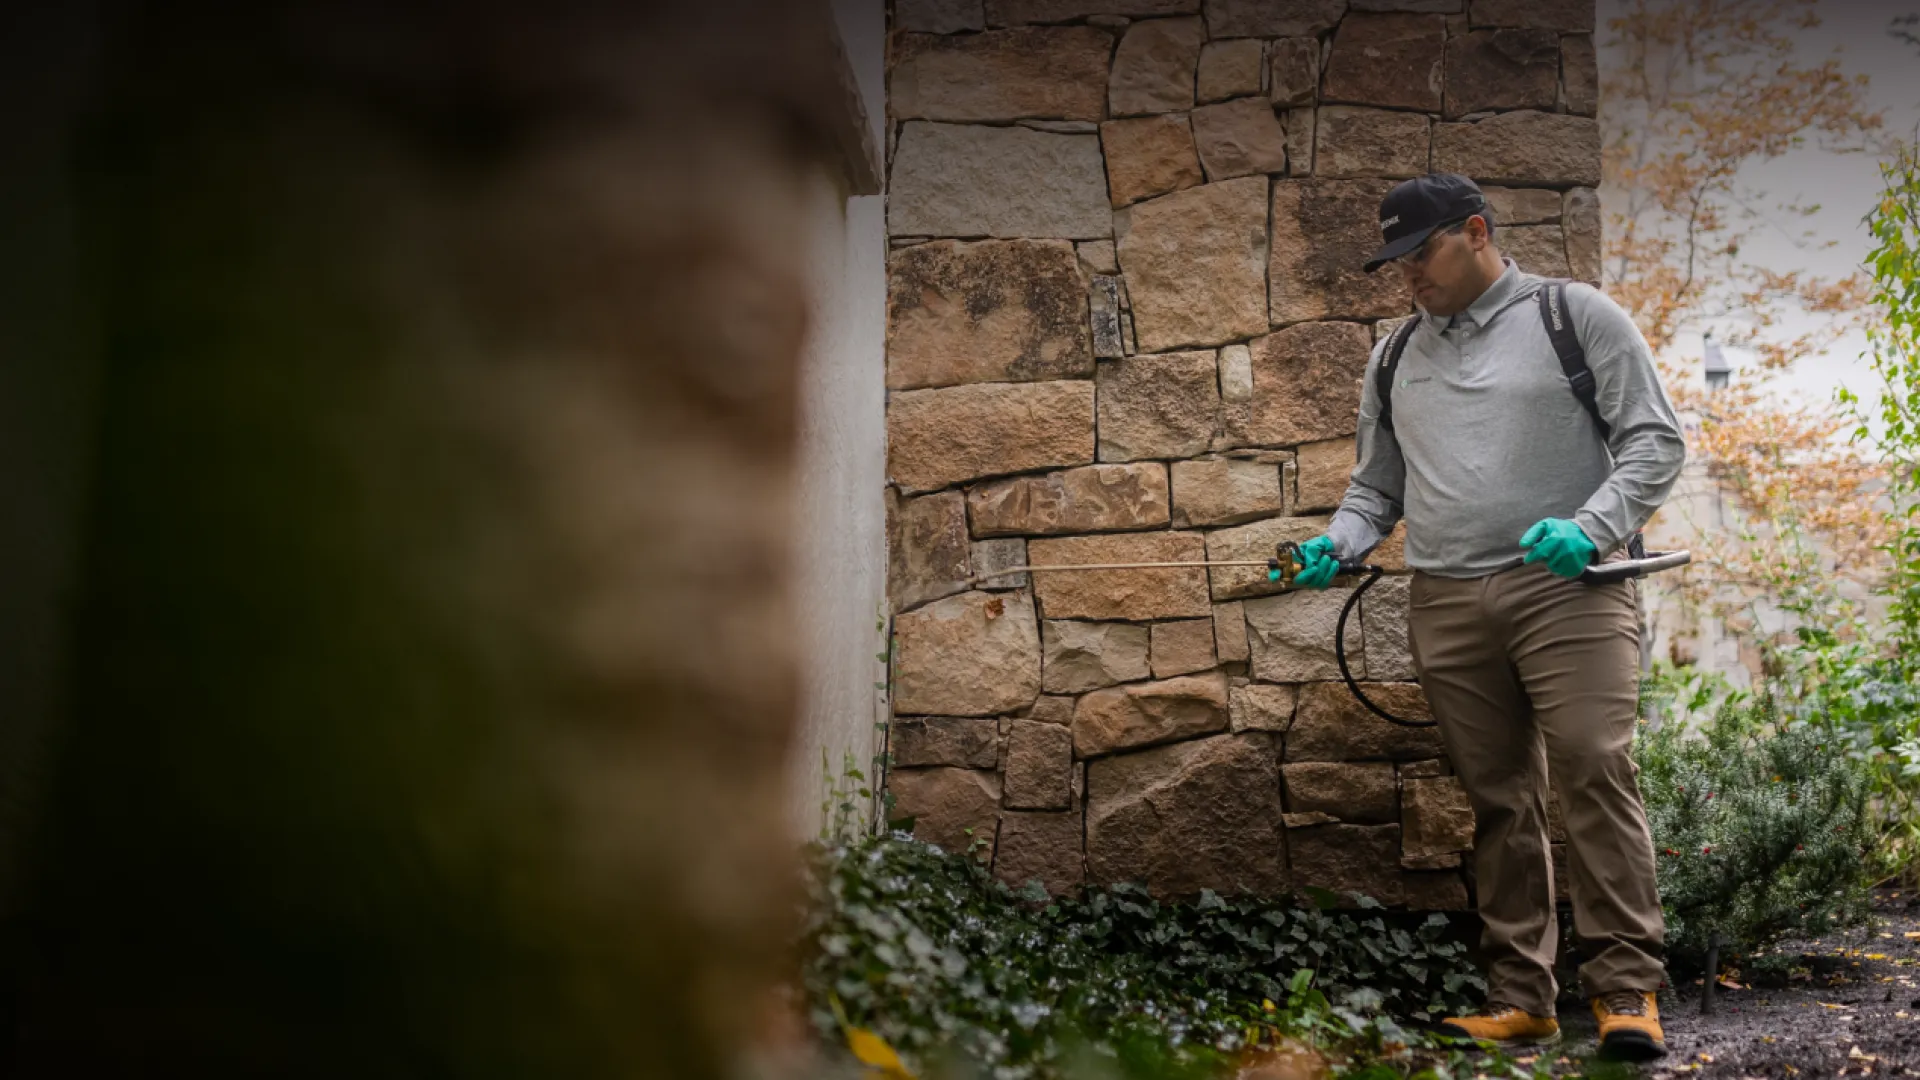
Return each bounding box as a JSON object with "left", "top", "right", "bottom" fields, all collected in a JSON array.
[
  {"left": 892, "top": 717, "right": 1002, "bottom": 768},
  {"left": 1432, "top": 111, "right": 1602, "bottom": 188},
  {"left": 1204, "top": 514, "right": 1331, "bottom": 602},
  {"left": 971, "top": 537, "right": 1029, "bottom": 590},
  {"left": 1043, "top": 619, "right": 1153, "bottom": 693},
  {"left": 1294, "top": 437, "right": 1355, "bottom": 512},
  {"left": 1322, "top": 13, "right": 1446, "bottom": 111},
  {"left": 1285, "top": 761, "right": 1398, "bottom": 823},
  {"left": 1096, "top": 351, "right": 1221, "bottom": 461},
  {"left": 891, "top": 27, "right": 1114, "bottom": 123},
  {"left": 1563, "top": 33, "right": 1598, "bottom": 117},
  {"left": 888, "top": 767, "right": 1003, "bottom": 859},
  {"left": 1314, "top": 106, "right": 1431, "bottom": 179},
  {"left": 1288, "top": 682, "right": 1444, "bottom": 761},
  {"left": 887, "top": 239, "right": 1094, "bottom": 391},
  {"left": 1192, "top": 97, "right": 1288, "bottom": 181},
  {"left": 1225, "top": 321, "right": 1374, "bottom": 446},
  {"left": 1086, "top": 732, "right": 1287, "bottom": 897},
  {"left": 894, "top": 590, "right": 1043, "bottom": 716},
  {"left": 1565, "top": 186, "right": 1601, "bottom": 284},
  {"left": 1404, "top": 870, "right": 1471, "bottom": 910},
  {"left": 1468, "top": 0, "right": 1593, "bottom": 31},
  {"left": 1198, "top": 39, "right": 1265, "bottom": 103},
  {"left": 1501, "top": 224, "right": 1571, "bottom": 280},
  {"left": 988, "top": 0, "right": 1198, "bottom": 24},
  {"left": 1029, "top": 531, "right": 1212, "bottom": 619},
  {"left": 994, "top": 809, "right": 1087, "bottom": 896},
  {"left": 1203, "top": 0, "right": 1345, "bottom": 38},
  {"left": 1398, "top": 758, "right": 1448, "bottom": 779},
  {"left": 1118, "top": 177, "right": 1271, "bottom": 350},
  {"left": 1026, "top": 694, "right": 1078, "bottom": 726},
  {"left": 1443, "top": 28, "right": 1559, "bottom": 118},
  {"left": 889, "top": 122, "right": 1112, "bottom": 239},
  {"left": 1359, "top": 573, "right": 1415, "bottom": 680},
  {"left": 1283, "top": 107, "right": 1315, "bottom": 176},
  {"left": 1170, "top": 457, "right": 1284, "bottom": 528},
  {"left": 1150, "top": 618, "right": 1217, "bottom": 677},
  {"left": 968, "top": 462, "right": 1171, "bottom": 537},
  {"left": 1229, "top": 681, "right": 1297, "bottom": 732},
  {"left": 1213, "top": 603, "right": 1251, "bottom": 666},
  {"left": 1288, "top": 823, "right": 1403, "bottom": 906},
  {"left": 1006, "top": 720, "right": 1076, "bottom": 809},
  {"left": 888, "top": 380, "right": 1095, "bottom": 493},
  {"left": 899, "top": 0, "right": 986, "bottom": 33},
  {"left": 1102, "top": 114, "right": 1204, "bottom": 208},
  {"left": 1372, "top": 521, "right": 1409, "bottom": 571},
  {"left": 1402, "top": 776, "right": 1476, "bottom": 858},
  {"left": 1078, "top": 239, "right": 1120, "bottom": 275},
  {"left": 1267, "top": 36, "right": 1319, "bottom": 107},
  {"left": 1109, "top": 17, "right": 1205, "bottom": 116},
  {"left": 1481, "top": 185, "right": 1563, "bottom": 225},
  {"left": 889, "top": 489, "right": 972, "bottom": 612},
  {"left": 1243, "top": 588, "right": 1362, "bottom": 682},
  {"left": 1220, "top": 345, "right": 1255, "bottom": 405},
  {"left": 1269, "top": 181, "right": 1406, "bottom": 322},
  {"left": 1072, "top": 671, "right": 1230, "bottom": 757}
]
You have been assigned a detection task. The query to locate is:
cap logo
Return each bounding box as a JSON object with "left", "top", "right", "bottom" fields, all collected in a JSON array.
[{"left": 1379, "top": 215, "right": 1400, "bottom": 234}]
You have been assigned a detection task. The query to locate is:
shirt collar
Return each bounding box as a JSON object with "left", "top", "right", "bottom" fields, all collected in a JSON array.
[{"left": 1422, "top": 258, "right": 1523, "bottom": 331}]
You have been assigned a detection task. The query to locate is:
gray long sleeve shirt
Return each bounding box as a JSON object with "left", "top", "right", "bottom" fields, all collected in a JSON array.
[{"left": 1327, "top": 260, "right": 1686, "bottom": 579}]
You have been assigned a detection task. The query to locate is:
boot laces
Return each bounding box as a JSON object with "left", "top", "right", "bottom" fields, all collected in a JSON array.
[{"left": 1599, "top": 990, "right": 1648, "bottom": 1016}]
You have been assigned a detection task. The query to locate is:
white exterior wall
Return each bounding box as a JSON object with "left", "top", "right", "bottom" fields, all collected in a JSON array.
[{"left": 787, "top": 0, "right": 888, "bottom": 839}]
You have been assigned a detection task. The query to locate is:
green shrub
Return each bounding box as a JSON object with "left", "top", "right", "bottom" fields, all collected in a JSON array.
[
  {"left": 1635, "top": 694, "right": 1877, "bottom": 976},
  {"left": 798, "top": 833, "right": 1490, "bottom": 1080}
]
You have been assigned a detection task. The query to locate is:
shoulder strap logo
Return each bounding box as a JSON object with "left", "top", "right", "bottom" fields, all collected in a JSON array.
[{"left": 1546, "top": 285, "right": 1564, "bottom": 332}]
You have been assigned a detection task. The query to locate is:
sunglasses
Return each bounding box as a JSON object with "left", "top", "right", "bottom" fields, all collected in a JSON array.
[{"left": 1391, "top": 218, "right": 1473, "bottom": 270}]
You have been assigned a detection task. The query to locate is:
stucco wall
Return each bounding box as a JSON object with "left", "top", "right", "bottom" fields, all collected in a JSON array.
[{"left": 788, "top": 0, "right": 890, "bottom": 839}]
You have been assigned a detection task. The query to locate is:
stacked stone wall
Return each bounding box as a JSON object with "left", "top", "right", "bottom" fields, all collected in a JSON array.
[{"left": 883, "top": 0, "right": 1598, "bottom": 908}]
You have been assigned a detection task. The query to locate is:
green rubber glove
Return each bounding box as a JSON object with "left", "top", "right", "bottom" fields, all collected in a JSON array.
[
  {"left": 1520, "top": 518, "right": 1596, "bottom": 578},
  {"left": 1291, "top": 535, "right": 1339, "bottom": 590}
]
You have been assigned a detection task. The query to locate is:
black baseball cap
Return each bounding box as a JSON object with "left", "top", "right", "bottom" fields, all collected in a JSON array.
[{"left": 1362, "top": 173, "right": 1489, "bottom": 273}]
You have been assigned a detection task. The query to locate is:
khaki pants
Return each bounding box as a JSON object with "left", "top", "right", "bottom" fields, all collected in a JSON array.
[{"left": 1408, "top": 562, "right": 1666, "bottom": 1015}]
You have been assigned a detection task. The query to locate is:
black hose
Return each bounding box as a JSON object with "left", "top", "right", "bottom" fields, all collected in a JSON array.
[{"left": 1332, "top": 564, "right": 1437, "bottom": 728}]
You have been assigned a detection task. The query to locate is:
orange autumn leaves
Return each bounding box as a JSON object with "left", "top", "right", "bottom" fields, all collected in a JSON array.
[{"left": 1600, "top": 0, "right": 1893, "bottom": 634}]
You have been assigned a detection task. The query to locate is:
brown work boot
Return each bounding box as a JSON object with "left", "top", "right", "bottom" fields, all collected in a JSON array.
[
  {"left": 1592, "top": 990, "right": 1667, "bottom": 1061},
  {"left": 1436, "top": 1001, "right": 1560, "bottom": 1047}
]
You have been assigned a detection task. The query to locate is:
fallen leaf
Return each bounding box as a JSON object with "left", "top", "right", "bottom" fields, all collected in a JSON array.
[
  {"left": 1699, "top": 1053, "right": 1715, "bottom": 1063},
  {"left": 1868, "top": 953, "right": 1888, "bottom": 960},
  {"left": 1820, "top": 1002, "right": 1853, "bottom": 1009},
  {"left": 846, "top": 1028, "right": 915, "bottom": 1079}
]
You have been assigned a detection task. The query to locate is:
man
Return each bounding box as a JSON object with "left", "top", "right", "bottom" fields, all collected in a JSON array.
[{"left": 1293, "top": 173, "right": 1685, "bottom": 1061}]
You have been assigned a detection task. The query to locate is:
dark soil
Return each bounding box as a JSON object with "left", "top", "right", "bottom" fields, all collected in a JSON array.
[{"left": 1510, "top": 890, "right": 1920, "bottom": 1078}]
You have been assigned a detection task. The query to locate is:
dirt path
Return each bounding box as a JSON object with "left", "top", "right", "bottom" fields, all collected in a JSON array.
[{"left": 1510, "top": 890, "right": 1920, "bottom": 1077}]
